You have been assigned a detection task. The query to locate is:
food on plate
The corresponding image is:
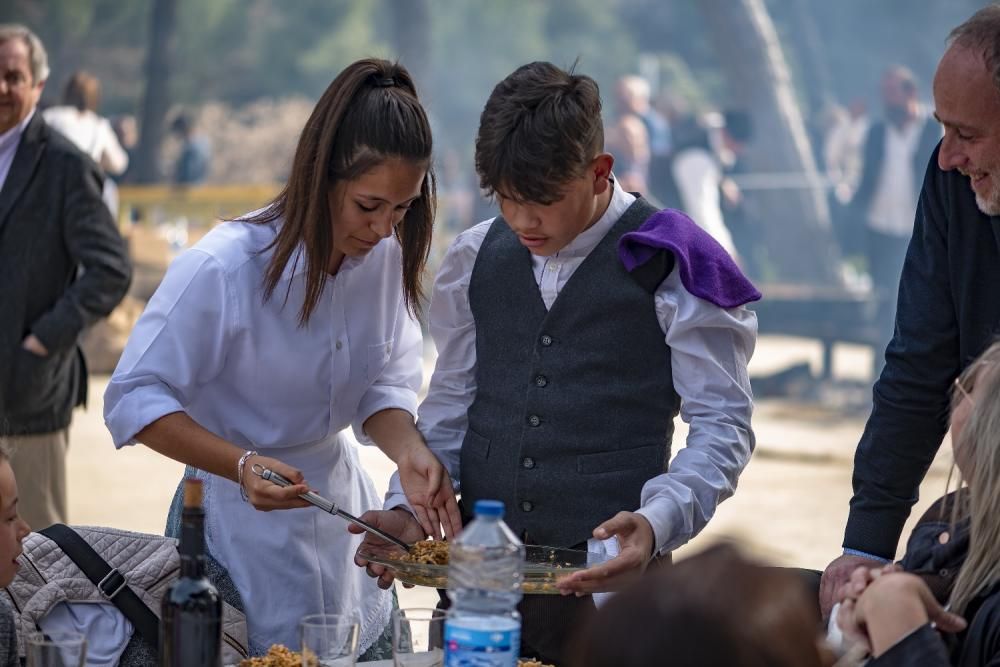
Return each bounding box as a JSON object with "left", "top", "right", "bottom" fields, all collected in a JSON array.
[
  {"left": 402, "top": 539, "right": 450, "bottom": 565},
  {"left": 239, "top": 644, "right": 316, "bottom": 667}
]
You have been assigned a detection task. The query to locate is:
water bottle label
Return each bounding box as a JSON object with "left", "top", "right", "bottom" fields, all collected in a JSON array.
[{"left": 444, "top": 623, "right": 519, "bottom": 667}]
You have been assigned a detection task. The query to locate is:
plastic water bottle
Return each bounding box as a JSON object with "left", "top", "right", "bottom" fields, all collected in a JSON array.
[{"left": 445, "top": 500, "right": 525, "bottom": 667}]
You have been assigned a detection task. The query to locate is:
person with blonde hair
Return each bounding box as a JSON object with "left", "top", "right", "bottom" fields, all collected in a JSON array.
[{"left": 836, "top": 339, "right": 1000, "bottom": 664}]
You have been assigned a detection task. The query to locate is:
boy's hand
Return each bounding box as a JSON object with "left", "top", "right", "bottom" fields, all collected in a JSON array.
[
  {"left": 351, "top": 508, "right": 427, "bottom": 589},
  {"left": 396, "top": 445, "right": 462, "bottom": 540},
  {"left": 555, "top": 512, "right": 655, "bottom": 595}
]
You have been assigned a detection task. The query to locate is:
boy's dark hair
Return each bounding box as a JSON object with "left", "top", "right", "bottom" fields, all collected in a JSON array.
[{"left": 475, "top": 61, "right": 603, "bottom": 205}]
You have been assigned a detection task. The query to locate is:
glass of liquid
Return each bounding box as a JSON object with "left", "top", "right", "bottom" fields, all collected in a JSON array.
[
  {"left": 393, "top": 607, "right": 446, "bottom": 667},
  {"left": 25, "top": 631, "right": 87, "bottom": 667},
  {"left": 300, "top": 613, "right": 359, "bottom": 667}
]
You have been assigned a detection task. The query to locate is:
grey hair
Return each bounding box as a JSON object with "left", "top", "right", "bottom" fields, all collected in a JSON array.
[
  {"left": 948, "top": 340, "right": 1000, "bottom": 614},
  {"left": 0, "top": 24, "right": 50, "bottom": 84},
  {"left": 948, "top": 4, "right": 1000, "bottom": 93}
]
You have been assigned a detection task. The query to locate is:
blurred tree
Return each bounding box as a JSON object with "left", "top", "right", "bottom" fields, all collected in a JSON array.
[
  {"left": 699, "top": 0, "right": 842, "bottom": 285},
  {"left": 133, "top": 0, "right": 177, "bottom": 183},
  {"left": 388, "top": 0, "right": 430, "bottom": 87}
]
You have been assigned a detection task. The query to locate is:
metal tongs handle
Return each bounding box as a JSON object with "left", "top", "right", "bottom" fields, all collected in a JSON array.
[{"left": 251, "top": 464, "right": 411, "bottom": 551}]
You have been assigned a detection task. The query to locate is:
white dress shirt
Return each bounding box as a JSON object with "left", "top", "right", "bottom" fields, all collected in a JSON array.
[
  {"left": 0, "top": 110, "right": 34, "bottom": 191},
  {"left": 387, "top": 180, "right": 757, "bottom": 556},
  {"left": 867, "top": 119, "right": 923, "bottom": 238},
  {"left": 671, "top": 147, "right": 738, "bottom": 256},
  {"left": 104, "top": 217, "right": 423, "bottom": 651},
  {"left": 42, "top": 106, "right": 129, "bottom": 175}
]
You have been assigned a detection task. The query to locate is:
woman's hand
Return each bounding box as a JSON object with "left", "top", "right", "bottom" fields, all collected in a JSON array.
[
  {"left": 838, "top": 571, "right": 966, "bottom": 658},
  {"left": 396, "top": 445, "right": 462, "bottom": 540},
  {"left": 241, "top": 454, "right": 313, "bottom": 511}
]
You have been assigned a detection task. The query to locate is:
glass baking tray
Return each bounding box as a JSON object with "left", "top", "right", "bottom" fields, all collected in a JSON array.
[{"left": 357, "top": 543, "right": 610, "bottom": 594}]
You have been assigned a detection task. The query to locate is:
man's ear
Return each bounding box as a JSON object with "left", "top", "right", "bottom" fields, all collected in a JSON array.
[{"left": 591, "top": 153, "right": 614, "bottom": 194}]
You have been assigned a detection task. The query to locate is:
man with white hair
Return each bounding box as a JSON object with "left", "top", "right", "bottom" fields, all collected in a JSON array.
[{"left": 0, "top": 24, "right": 131, "bottom": 529}]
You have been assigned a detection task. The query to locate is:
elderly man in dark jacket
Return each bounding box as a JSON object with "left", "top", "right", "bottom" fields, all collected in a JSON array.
[
  {"left": 0, "top": 24, "right": 131, "bottom": 529},
  {"left": 820, "top": 4, "right": 1000, "bottom": 618}
]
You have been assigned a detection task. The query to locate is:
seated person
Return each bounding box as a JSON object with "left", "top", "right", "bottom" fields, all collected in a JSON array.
[
  {"left": 569, "top": 543, "right": 835, "bottom": 667},
  {"left": 0, "top": 443, "right": 33, "bottom": 667},
  {"left": 835, "top": 339, "right": 1000, "bottom": 664}
]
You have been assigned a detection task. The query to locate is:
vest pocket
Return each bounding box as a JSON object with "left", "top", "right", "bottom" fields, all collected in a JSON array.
[
  {"left": 577, "top": 444, "right": 664, "bottom": 475},
  {"left": 463, "top": 428, "right": 491, "bottom": 459}
]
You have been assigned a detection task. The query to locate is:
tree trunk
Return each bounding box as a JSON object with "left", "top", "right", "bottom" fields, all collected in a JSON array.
[
  {"left": 388, "top": 0, "right": 431, "bottom": 89},
  {"left": 133, "top": 0, "right": 177, "bottom": 184},
  {"left": 699, "top": 0, "right": 842, "bottom": 285}
]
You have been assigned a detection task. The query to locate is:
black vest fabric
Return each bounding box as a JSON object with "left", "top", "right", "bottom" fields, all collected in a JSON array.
[{"left": 461, "top": 197, "right": 681, "bottom": 547}]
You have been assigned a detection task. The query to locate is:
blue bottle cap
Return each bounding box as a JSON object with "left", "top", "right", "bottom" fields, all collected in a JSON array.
[{"left": 473, "top": 500, "right": 505, "bottom": 517}]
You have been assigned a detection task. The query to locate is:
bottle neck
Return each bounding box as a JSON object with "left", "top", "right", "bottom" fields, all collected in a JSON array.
[{"left": 179, "top": 507, "right": 206, "bottom": 578}]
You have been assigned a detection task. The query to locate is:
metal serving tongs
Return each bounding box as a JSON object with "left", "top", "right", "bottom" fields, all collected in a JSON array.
[{"left": 251, "top": 463, "right": 411, "bottom": 551}]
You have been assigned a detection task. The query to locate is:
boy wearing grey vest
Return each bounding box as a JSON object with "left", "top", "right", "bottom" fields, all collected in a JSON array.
[{"left": 355, "top": 62, "right": 760, "bottom": 663}]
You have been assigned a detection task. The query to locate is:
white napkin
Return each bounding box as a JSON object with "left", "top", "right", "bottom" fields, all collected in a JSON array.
[{"left": 587, "top": 536, "right": 621, "bottom": 608}]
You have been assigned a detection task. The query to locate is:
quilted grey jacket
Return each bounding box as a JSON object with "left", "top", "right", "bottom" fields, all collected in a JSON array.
[
  {"left": 0, "top": 597, "right": 16, "bottom": 667},
  {"left": 2, "top": 526, "right": 248, "bottom": 665}
]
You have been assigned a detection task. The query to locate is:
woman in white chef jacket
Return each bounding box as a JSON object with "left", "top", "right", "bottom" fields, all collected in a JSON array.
[{"left": 103, "top": 59, "right": 460, "bottom": 657}]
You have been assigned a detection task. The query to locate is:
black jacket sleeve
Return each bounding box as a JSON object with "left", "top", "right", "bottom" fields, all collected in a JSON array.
[
  {"left": 845, "top": 148, "right": 958, "bottom": 558},
  {"left": 869, "top": 624, "right": 952, "bottom": 666},
  {"left": 30, "top": 151, "right": 132, "bottom": 353}
]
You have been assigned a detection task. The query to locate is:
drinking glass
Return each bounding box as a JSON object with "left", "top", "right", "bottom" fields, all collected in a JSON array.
[
  {"left": 300, "top": 613, "right": 359, "bottom": 667},
  {"left": 392, "top": 607, "right": 446, "bottom": 667},
  {"left": 25, "top": 631, "right": 87, "bottom": 667}
]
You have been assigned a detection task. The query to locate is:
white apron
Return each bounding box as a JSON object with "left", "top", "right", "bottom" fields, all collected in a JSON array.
[{"left": 197, "top": 432, "right": 391, "bottom": 653}]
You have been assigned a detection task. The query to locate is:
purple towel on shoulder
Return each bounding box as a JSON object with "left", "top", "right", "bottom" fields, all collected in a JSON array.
[{"left": 618, "top": 208, "right": 762, "bottom": 308}]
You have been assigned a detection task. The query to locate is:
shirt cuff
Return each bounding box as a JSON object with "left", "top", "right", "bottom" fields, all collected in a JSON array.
[
  {"left": 843, "top": 548, "right": 893, "bottom": 564},
  {"left": 635, "top": 497, "right": 678, "bottom": 555},
  {"left": 104, "top": 386, "right": 185, "bottom": 448},
  {"left": 351, "top": 386, "right": 418, "bottom": 445}
]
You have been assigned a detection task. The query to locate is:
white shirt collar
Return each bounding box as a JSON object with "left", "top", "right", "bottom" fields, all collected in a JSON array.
[{"left": 0, "top": 108, "right": 35, "bottom": 155}]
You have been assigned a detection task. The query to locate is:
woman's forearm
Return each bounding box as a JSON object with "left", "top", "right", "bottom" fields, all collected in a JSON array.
[
  {"left": 363, "top": 408, "right": 425, "bottom": 462},
  {"left": 137, "top": 411, "right": 246, "bottom": 482}
]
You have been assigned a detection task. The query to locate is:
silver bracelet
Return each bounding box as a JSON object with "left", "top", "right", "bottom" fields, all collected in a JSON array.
[{"left": 237, "top": 450, "right": 258, "bottom": 502}]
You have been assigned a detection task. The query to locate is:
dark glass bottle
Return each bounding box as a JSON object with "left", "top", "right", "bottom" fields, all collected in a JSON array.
[{"left": 160, "top": 478, "right": 222, "bottom": 667}]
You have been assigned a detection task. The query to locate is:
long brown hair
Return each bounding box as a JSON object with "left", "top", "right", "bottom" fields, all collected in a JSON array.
[{"left": 249, "top": 58, "right": 435, "bottom": 325}]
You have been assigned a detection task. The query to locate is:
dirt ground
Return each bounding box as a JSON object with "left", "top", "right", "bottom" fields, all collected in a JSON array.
[{"left": 65, "top": 335, "right": 953, "bottom": 610}]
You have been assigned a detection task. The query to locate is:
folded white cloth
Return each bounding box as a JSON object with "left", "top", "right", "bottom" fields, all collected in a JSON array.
[{"left": 38, "top": 602, "right": 132, "bottom": 667}]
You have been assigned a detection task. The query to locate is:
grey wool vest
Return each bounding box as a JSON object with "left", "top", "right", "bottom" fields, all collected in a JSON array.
[{"left": 461, "top": 197, "right": 681, "bottom": 547}]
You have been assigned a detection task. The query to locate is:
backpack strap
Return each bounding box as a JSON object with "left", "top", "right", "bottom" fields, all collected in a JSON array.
[{"left": 39, "top": 524, "right": 160, "bottom": 648}]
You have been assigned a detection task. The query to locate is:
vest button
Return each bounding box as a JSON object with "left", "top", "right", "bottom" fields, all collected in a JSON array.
[
  {"left": 534, "top": 375, "right": 548, "bottom": 388},
  {"left": 528, "top": 415, "right": 541, "bottom": 427},
  {"left": 521, "top": 501, "right": 534, "bottom": 512},
  {"left": 540, "top": 334, "right": 553, "bottom": 347},
  {"left": 522, "top": 457, "right": 535, "bottom": 469}
]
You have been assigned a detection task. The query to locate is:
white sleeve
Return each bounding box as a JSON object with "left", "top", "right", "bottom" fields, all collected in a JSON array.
[
  {"left": 98, "top": 117, "right": 129, "bottom": 176},
  {"left": 351, "top": 294, "right": 423, "bottom": 444},
  {"left": 383, "top": 222, "right": 490, "bottom": 509},
  {"left": 634, "top": 269, "right": 757, "bottom": 553},
  {"left": 103, "top": 250, "right": 233, "bottom": 448}
]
